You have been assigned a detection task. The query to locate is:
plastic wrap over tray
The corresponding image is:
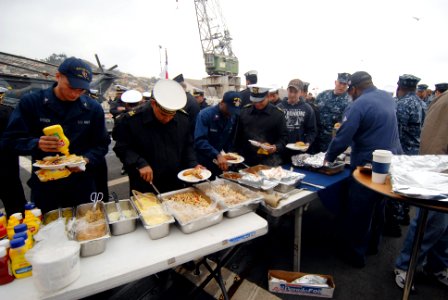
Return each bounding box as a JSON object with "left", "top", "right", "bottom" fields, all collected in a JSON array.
[
  {"left": 390, "top": 155, "right": 448, "bottom": 200},
  {"left": 160, "top": 188, "right": 226, "bottom": 234},
  {"left": 195, "top": 179, "right": 262, "bottom": 218}
]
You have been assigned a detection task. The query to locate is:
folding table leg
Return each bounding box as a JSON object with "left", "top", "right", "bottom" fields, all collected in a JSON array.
[{"left": 294, "top": 206, "right": 304, "bottom": 271}]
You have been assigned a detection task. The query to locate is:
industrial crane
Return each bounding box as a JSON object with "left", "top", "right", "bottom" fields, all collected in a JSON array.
[{"left": 194, "top": 0, "right": 239, "bottom": 76}]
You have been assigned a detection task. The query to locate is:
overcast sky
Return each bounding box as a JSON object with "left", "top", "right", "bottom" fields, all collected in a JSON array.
[{"left": 1, "top": 0, "right": 447, "bottom": 93}]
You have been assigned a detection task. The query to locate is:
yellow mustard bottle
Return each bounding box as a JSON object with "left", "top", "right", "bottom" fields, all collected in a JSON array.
[
  {"left": 9, "top": 238, "right": 32, "bottom": 279},
  {"left": 43, "top": 125, "right": 70, "bottom": 156},
  {"left": 23, "top": 211, "right": 39, "bottom": 237},
  {"left": 6, "top": 216, "right": 20, "bottom": 240}
]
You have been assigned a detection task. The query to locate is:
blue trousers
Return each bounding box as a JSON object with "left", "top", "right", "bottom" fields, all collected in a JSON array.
[
  {"left": 395, "top": 209, "right": 448, "bottom": 273},
  {"left": 338, "top": 177, "right": 385, "bottom": 261}
]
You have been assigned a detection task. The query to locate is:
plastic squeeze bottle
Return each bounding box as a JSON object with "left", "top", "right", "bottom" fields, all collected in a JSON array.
[
  {"left": 23, "top": 210, "right": 40, "bottom": 236},
  {"left": 6, "top": 216, "right": 20, "bottom": 240},
  {"left": 0, "top": 246, "right": 14, "bottom": 285},
  {"left": 0, "top": 212, "right": 6, "bottom": 228},
  {"left": 9, "top": 238, "right": 32, "bottom": 278},
  {"left": 43, "top": 124, "right": 70, "bottom": 156}
]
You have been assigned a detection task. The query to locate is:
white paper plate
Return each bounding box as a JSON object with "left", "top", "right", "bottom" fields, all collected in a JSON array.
[
  {"left": 248, "top": 140, "right": 274, "bottom": 150},
  {"left": 177, "top": 168, "right": 212, "bottom": 183},
  {"left": 33, "top": 159, "right": 86, "bottom": 170},
  {"left": 224, "top": 153, "right": 245, "bottom": 164},
  {"left": 286, "top": 143, "right": 309, "bottom": 152}
]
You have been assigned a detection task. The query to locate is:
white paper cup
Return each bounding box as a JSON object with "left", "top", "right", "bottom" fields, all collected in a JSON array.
[{"left": 372, "top": 150, "right": 392, "bottom": 184}]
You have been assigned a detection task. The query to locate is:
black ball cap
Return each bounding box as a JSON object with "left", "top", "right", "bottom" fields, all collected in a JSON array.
[{"left": 349, "top": 71, "right": 372, "bottom": 87}]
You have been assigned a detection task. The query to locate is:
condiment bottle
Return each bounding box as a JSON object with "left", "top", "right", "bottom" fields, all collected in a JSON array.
[
  {"left": 23, "top": 210, "right": 40, "bottom": 236},
  {"left": 12, "top": 232, "right": 33, "bottom": 250},
  {"left": 0, "top": 225, "right": 7, "bottom": 240},
  {"left": 9, "top": 238, "right": 32, "bottom": 279},
  {"left": 0, "top": 239, "right": 10, "bottom": 256},
  {"left": 0, "top": 246, "right": 14, "bottom": 285},
  {"left": 6, "top": 216, "right": 20, "bottom": 240},
  {"left": 0, "top": 212, "right": 6, "bottom": 228},
  {"left": 11, "top": 213, "right": 22, "bottom": 223},
  {"left": 43, "top": 124, "right": 70, "bottom": 156},
  {"left": 31, "top": 208, "right": 43, "bottom": 223}
]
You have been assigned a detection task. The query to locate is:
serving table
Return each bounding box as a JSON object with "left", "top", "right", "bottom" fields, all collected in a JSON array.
[{"left": 1, "top": 212, "right": 268, "bottom": 300}]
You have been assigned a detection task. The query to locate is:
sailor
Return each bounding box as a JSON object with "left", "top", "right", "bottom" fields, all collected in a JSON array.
[
  {"left": 233, "top": 84, "right": 287, "bottom": 166},
  {"left": 192, "top": 88, "right": 209, "bottom": 110},
  {"left": 428, "top": 82, "right": 448, "bottom": 107},
  {"left": 173, "top": 73, "right": 200, "bottom": 133},
  {"left": 0, "top": 86, "right": 27, "bottom": 214},
  {"left": 240, "top": 70, "right": 258, "bottom": 106},
  {"left": 109, "top": 84, "right": 128, "bottom": 118},
  {"left": 324, "top": 71, "right": 402, "bottom": 267},
  {"left": 315, "top": 73, "right": 351, "bottom": 152},
  {"left": 278, "top": 79, "right": 317, "bottom": 148},
  {"left": 113, "top": 79, "right": 200, "bottom": 194},
  {"left": 416, "top": 84, "right": 428, "bottom": 100},
  {"left": 396, "top": 74, "right": 425, "bottom": 155},
  {"left": 194, "top": 91, "right": 241, "bottom": 175},
  {"left": 1, "top": 57, "right": 111, "bottom": 213},
  {"left": 267, "top": 87, "right": 282, "bottom": 106},
  {"left": 142, "top": 91, "right": 151, "bottom": 104}
]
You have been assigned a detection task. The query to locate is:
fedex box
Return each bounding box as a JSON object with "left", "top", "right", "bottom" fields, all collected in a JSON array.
[{"left": 268, "top": 270, "right": 335, "bottom": 298}]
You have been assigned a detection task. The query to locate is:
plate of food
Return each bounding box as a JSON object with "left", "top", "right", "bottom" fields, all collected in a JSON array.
[
  {"left": 177, "top": 168, "right": 212, "bottom": 183},
  {"left": 222, "top": 152, "right": 244, "bottom": 164},
  {"left": 286, "top": 141, "right": 309, "bottom": 152},
  {"left": 33, "top": 154, "right": 86, "bottom": 169}
]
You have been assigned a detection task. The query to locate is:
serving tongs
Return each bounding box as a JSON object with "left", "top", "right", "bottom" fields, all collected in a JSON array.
[{"left": 150, "top": 182, "right": 163, "bottom": 201}]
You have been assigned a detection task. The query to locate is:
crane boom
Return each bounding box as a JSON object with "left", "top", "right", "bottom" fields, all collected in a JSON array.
[{"left": 194, "top": 0, "right": 238, "bottom": 76}]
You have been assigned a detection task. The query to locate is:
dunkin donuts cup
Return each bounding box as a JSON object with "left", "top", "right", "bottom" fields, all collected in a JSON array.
[{"left": 372, "top": 150, "right": 393, "bottom": 184}]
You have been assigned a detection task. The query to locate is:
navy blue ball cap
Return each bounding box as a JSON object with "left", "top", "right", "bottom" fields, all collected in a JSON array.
[
  {"left": 58, "top": 57, "right": 92, "bottom": 90},
  {"left": 222, "top": 91, "right": 242, "bottom": 114},
  {"left": 435, "top": 83, "right": 448, "bottom": 92},
  {"left": 417, "top": 84, "right": 428, "bottom": 91},
  {"left": 337, "top": 73, "right": 351, "bottom": 84}
]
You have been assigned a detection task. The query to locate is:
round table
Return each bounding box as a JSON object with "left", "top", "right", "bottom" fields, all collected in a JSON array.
[{"left": 353, "top": 167, "right": 448, "bottom": 300}]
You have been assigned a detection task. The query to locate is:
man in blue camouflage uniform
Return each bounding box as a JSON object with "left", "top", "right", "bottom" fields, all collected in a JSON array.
[
  {"left": 315, "top": 73, "right": 351, "bottom": 152},
  {"left": 194, "top": 91, "right": 241, "bottom": 176},
  {"left": 396, "top": 74, "right": 425, "bottom": 155}
]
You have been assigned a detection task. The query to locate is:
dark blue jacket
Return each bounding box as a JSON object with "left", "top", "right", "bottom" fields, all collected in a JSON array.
[
  {"left": 194, "top": 105, "right": 238, "bottom": 163},
  {"left": 1, "top": 85, "right": 110, "bottom": 211},
  {"left": 325, "top": 87, "right": 402, "bottom": 168}
]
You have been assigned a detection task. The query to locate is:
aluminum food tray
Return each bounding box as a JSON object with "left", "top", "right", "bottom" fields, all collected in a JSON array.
[
  {"left": 104, "top": 200, "right": 139, "bottom": 236},
  {"left": 160, "top": 187, "right": 226, "bottom": 234},
  {"left": 75, "top": 202, "right": 111, "bottom": 257},
  {"left": 195, "top": 179, "right": 262, "bottom": 218},
  {"left": 260, "top": 189, "right": 315, "bottom": 217},
  {"left": 130, "top": 195, "right": 175, "bottom": 240},
  {"left": 43, "top": 207, "right": 74, "bottom": 225}
]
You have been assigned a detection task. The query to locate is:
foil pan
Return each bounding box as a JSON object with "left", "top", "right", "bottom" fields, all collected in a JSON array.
[
  {"left": 194, "top": 179, "right": 262, "bottom": 218},
  {"left": 390, "top": 155, "right": 448, "bottom": 200},
  {"left": 161, "top": 188, "right": 226, "bottom": 234}
]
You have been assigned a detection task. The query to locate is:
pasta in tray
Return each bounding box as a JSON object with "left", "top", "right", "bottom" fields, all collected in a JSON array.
[
  {"left": 163, "top": 191, "right": 219, "bottom": 223},
  {"left": 207, "top": 184, "right": 249, "bottom": 206}
]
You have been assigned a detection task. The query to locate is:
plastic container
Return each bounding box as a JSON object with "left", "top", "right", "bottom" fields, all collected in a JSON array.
[
  {"left": 0, "top": 212, "right": 6, "bottom": 228},
  {"left": 11, "top": 213, "right": 23, "bottom": 223},
  {"left": 6, "top": 216, "right": 21, "bottom": 240},
  {"left": 13, "top": 232, "right": 33, "bottom": 250},
  {"left": 24, "top": 203, "right": 36, "bottom": 211},
  {"left": 43, "top": 124, "right": 70, "bottom": 156},
  {"left": 0, "top": 239, "right": 10, "bottom": 255},
  {"left": 10, "top": 238, "right": 32, "bottom": 278},
  {"left": 31, "top": 208, "right": 43, "bottom": 223},
  {"left": 23, "top": 210, "right": 40, "bottom": 236},
  {"left": 0, "top": 246, "right": 14, "bottom": 285},
  {"left": 0, "top": 225, "right": 7, "bottom": 240}
]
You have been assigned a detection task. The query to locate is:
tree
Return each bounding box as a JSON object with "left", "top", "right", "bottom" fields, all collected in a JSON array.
[{"left": 42, "top": 53, "right": 68, "bottom": 65}]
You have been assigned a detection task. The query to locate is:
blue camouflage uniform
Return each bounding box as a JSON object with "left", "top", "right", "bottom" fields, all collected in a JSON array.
[
  {"left": 396, "top": 75, "right": 425, "bottom": 155},
  {"left": 194, "top": 105, "right": 238, "bottom": 173},
  {"left": 315, "top": 89, "right": 350, "bottom": 152},
  {"left": 1, "top": 84, "right": 110, "bottom": 213}
]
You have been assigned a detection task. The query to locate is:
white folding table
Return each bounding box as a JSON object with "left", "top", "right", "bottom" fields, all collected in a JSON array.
[{"left": 1, "top": 212, "right": 268, "bottom": 300}]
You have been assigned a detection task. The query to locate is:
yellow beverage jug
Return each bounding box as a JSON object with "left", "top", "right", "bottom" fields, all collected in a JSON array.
[{"left": 43, "top": 124, "right": 70, "bottom": 156}]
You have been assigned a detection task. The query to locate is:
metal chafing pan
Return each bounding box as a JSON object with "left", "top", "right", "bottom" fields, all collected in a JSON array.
[
  {"left": 130, "top": 194, "right": 175, "bottom": 240},
  {"left": 104, "top": 200, "right": 139, "bottom": 236},
  {"left": 43, "top": 207, "right": 73, "bottom": 225},
  {"left": 195, "top": 179, "right": 262, "bottom": 218},
  {"left": 75, "top": 202, "right": 111, "bottom": 257},
  {"left": 160, "top": 187, "right": 226, "bottom": 234}
]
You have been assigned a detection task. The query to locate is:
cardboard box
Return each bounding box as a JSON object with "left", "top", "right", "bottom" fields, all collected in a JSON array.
[{"left": 268, "top": 270, "right": 335, "bottom": 298}]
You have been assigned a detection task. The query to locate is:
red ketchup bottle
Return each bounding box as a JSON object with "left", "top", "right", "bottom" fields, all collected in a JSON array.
[{"left": 0, "top": 246, "right": 14, "bottom": 285}]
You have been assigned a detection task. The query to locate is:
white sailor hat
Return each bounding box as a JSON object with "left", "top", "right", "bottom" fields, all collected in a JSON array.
[
  {"left": 142, "top": 91, "right": 151, "bottom": 98},
  {"left": 152, "top": 79, "right": 187, "bottom": 113},
  {"left": 244, "top": 70, "right": 258, "bottom": 77},
  {"left": 115, "top": 84, "right": 128, "bottom": 92},
  {"left": 0, "top": 87, "right": 8, "bottom": 93},
  {"left": 121, "top": 90, "right": 142, "bottom": 103},
  {"left": 249, "top": 84, "right": 270, "bottom": 102}
]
